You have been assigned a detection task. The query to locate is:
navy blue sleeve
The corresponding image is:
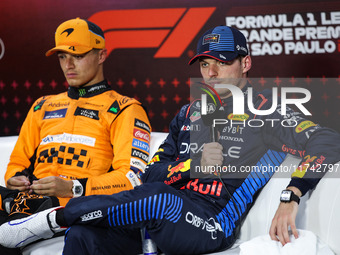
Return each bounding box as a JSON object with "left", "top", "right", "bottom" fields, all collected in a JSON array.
[
  {"left": 141, "top": 105, "right": 190, "bottom": 184},
  {"left": 260, "top": 96, "right": 340, "bottom": 196}
]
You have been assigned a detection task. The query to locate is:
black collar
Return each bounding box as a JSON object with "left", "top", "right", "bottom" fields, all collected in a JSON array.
[{"left": 67, "top": 80, "right": 112, "bottom": 99}]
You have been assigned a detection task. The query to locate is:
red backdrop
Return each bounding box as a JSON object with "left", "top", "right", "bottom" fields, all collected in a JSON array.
[{"left": 0, "top": 0, "right": 339, "bottom": 135}]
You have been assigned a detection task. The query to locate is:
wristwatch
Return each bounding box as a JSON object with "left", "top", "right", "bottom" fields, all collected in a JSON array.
[
  {"left": 280, "top": 189, "right": 300, "bottom": 204},
  {"left": 72, "top": 180, "right": 83, "bottom": 198}
]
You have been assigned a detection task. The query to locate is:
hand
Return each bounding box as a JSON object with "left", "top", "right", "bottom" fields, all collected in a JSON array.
[
  {"left": 200, "top": 142, "right": 223, "bottom": 174},
  {"left": 6, "top": 176, "right": 31, "bottom": 191},
  {"left": 269, "top": 186, "right": 302, "bottom": 246},
  {"left": 30, "top": 176, "right": 73, "bottom": 198}
]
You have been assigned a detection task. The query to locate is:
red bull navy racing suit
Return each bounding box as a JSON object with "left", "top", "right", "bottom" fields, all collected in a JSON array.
[{"left": 61, "top": 84, "right": 340, "bottom": 254}]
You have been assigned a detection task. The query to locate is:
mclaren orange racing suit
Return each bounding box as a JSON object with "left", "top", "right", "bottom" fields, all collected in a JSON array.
[{"left": 5, "top": 80, "right": 151, "bottom": 206}]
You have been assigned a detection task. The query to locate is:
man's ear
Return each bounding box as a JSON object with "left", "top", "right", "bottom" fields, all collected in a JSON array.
[
  {"left": 98, "top": 49, "right": 107, "bottom": 64},
  {"left": 242, "top": 55, "right": 252, "bottom": 74}
]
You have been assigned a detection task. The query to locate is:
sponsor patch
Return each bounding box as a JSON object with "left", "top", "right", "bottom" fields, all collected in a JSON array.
[
  {"left": 167, "top": 159, "right": 191, "bottom": 178},
  {"left": 74, "top": 107, "right": 99, "bottom": 120},
  {"left": 219, "top": 54, "right": 226, "bottom": 60},
  {"left": 43, "top": 108, "right": 67, "bottom": 119},
  {"left": 181, "top": 124, "right": 200, "bottom": 131},
  {"left": 149, "top": 154, "right": 160, "bottom": 164},
  {"left": 132, "top": 138, "right": 150, "bottom": 153},
  {"left": 133, "top": 128, "right": 150, "bottom": 142},
  {"left": 108, "top": 100, "right": 120, "bottom": 114},
  {"left": 236, "top": 44, "right": 247, "bottom": 54},
  {"left": 134, "top": 118, "right": 151, "bottom": 133},
  {"left": 131, "top": 148, "right": 149, "bottom": 163},
  {"left": 203, "top": 33, "right": 220, "bottom": 44},
  {"left": 192, "top": 101, "right": 201, "bottom": 110},
  {"left": 126, "top": 171, "right": 141, "bottom": 187},
  {"left": 164, "top": 173, "right": 183, "bottom": 185},
  {"left": 47, "top": 102, "right": 70, "bottom": 108},
  {"left": 292, "top": 155, "right": 317, "bottom": 178},
  {"left": 130, "top": 157, "right": 146, "bottom": 171},
  {"left": 80, "top": 210, "right": 103, "bottom": 222},
  {"left": 295, "top": 121, "right": 316, "bottom": 133},
  {"left": 119, "top": 96, "right": 132, "bottom": 105},
  {"left": 219, "top": 136, "right": 244, "bottom": 142},
  {"left": 34, "top": 99, "right": 46, "bottom": 112},
  {"left": 227, "top": 113, "right": 249, "bottom": 121},
  {"left": 190, "top": 111, "right": 201, "bottom": 122},
  {"left": 185, "top": 212, "right": 222, "bottom": 240},
  {"left": 87, "top": 84, "right": 107, "bottom": 94},
  {"left": 40, "top": 133, "right": 96, "bottom": 147}
]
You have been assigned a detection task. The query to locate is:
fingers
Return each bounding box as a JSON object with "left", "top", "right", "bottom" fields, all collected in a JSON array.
[
  {"left": 30, "top": 176, "right": 73, "bottom": 197},
  {"left": 279, "top": 220, "right": 290, "bottom": 246},
  {"left": 31, "top": 186, "right": 51, "bottom": 196},
  {"left": 206, "top": 142, "right": 223, "bottom": 151},
  {"left": 6, "top": 176, "right": 30, "bottom": 191},
  {"left": 269, "top": 220, "right": 279, "bottom": 242},
  {"left": 30, "top": 176, "right": 56, "bottom": 195},
  {"left": 290, "top": 222, "right": 299, "bottom": 239},
  {"left": 270, "top": 215, "right": 289, "bottom": 246},
  {"left": 201, "top": 142, "right": 224, "bottom": 167},
  {"left": 269, "top": 202, "right": 299, "bottom": 246}
]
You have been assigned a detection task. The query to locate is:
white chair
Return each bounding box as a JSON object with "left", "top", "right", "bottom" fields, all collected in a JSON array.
[{"left": 0, "top": 134, "right": 339, "bottom": 254}]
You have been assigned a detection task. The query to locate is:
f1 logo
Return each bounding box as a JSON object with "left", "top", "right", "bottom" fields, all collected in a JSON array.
[{"left": 88, "top": 7, "right": 215, "bottom": 58}]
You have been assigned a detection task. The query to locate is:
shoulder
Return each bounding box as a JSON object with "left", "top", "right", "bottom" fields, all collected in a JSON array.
[
  {"left": 31, "top": 93, "right": 67, "bottom": 111},
  {"left": 104, "top": 91, "right": 147, "bottom": 121},
  {"left": 106, "top": 91, "right": 141, "bottom": 108}
]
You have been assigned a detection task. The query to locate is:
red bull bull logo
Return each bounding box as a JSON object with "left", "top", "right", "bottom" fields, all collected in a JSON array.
[
  {"left": 167, "top": 159, "right": 191, "bottom": 178},
  {"left": 292, "top": 155, "right": 317, "bottom": 178}
]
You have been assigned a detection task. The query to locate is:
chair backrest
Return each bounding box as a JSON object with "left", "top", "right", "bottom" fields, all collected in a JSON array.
[
  {"left": 149, "top": 132, "right": 168, "bottom": 159},
  {"left": 0, "top": 136, "right": 18, "bottom": 186}
]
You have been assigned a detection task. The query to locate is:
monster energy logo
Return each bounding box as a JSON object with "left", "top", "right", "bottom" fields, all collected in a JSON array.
[{"left": 79, "top": 89, "right": 86, "bottom": 97}]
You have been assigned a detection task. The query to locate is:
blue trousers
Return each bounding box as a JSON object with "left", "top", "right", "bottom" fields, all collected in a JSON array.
[{"left": 63, "top": 182, "right": 233, "bottom": 255}]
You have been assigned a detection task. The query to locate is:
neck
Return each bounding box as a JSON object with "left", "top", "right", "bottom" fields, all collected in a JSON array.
[{"left": 67, "top": 80, "right": 111, "bottom": 99}]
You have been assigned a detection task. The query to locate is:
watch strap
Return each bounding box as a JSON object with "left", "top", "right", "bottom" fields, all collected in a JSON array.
[{"left": 289, "top": 190, "right": 300, "bottom": 204}]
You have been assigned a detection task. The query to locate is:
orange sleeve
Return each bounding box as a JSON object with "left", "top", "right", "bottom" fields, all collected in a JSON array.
[
  {"left": 84, "top": 103, "right": 151, "bottom": 195},
  {"left": 5, "top": 97, "right": 45, "bottom": 183}
]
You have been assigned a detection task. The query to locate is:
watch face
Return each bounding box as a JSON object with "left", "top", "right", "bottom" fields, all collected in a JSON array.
[
  {"left": 281, "top": 190, "right": 291, "bottom": 202},
  {"left": 75, "top": 186, "right": 82, "bottom": 194}
]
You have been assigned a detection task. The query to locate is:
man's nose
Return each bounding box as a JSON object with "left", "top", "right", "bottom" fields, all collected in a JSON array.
[
  {"left": 65, "top": 57, "right": 75, "bottom": 69},
  {"left": 208, "top": 65, "right": 218, "bottom": 77}
]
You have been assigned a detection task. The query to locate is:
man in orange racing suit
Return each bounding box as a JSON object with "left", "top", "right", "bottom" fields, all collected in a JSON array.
[{"left": 0, "top": 17, "right": 150, "bottom": 254}]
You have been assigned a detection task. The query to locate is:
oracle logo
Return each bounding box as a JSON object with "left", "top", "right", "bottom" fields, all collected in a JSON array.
[
  {"left": 88, "top": 7, "right": 215, "bottom": 58},
  {"left": 133, "top": 128, "right": 150, "bottom": 142},
  {"left": 0, "top": 38, "right": 4, "bottom": 60}
]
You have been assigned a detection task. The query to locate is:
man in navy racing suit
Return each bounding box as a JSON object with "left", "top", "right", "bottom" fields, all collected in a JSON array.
[{"left": 1, "top": 26, "right": 340, "bottom": 255}]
